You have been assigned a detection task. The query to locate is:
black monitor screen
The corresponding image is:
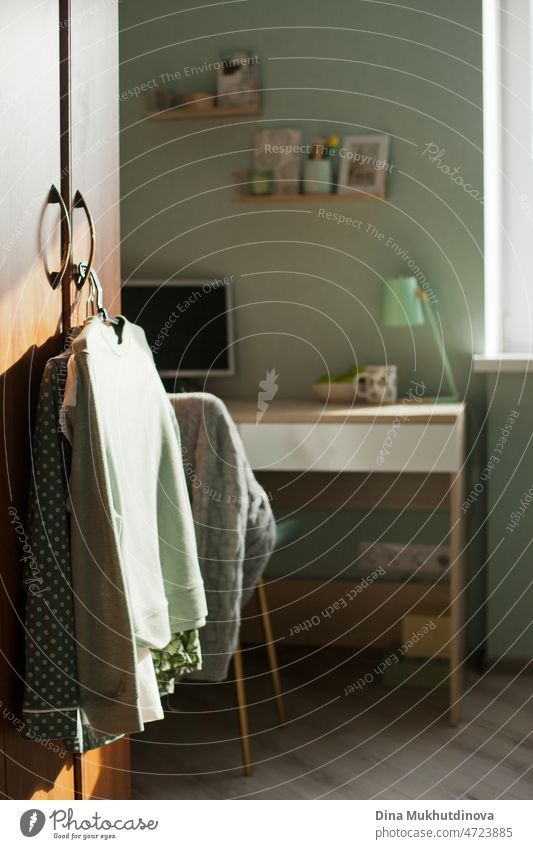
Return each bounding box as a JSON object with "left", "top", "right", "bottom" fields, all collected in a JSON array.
[{"left": 121, "top": 278, "right": 235, "bottom": 377}]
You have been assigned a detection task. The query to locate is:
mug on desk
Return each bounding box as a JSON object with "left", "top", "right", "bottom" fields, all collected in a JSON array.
[{"left": 354, "top": 365, "right": 398, "bottom": 404}]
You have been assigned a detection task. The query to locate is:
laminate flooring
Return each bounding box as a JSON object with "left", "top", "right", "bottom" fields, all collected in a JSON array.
[{"left": 131, "top": 646, "right": 533, "bottom": 800}]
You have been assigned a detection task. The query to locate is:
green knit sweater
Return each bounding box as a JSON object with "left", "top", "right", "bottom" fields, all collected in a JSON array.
[{"left": 64, "top": 317, "right": 206, "bottom": 735}]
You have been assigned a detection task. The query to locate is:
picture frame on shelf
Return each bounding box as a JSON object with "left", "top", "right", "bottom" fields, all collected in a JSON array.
[
  {"left": 337, "top": 134, "right": 391, "bottom": 198},
  {"left": 216, "top": 52, "right": 260, "bottom": 108},
  {"left": 253, "top": 129, "right": 302, "bottom": 195}
]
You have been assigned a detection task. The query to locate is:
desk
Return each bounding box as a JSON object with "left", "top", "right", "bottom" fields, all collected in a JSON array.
[{"left": 227, "top": 399, "right": 466, "bottom": 725}]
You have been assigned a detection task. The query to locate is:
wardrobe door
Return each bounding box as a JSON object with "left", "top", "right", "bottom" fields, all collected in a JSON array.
[
  {"left": 0, "top": 738, "right": 5, "bottom": 799},
  {"left": 0, "top": 0, "right": 75, "bottom": 799},
  {"left": 62, "top": 0, "right": 130, "bottom": 800},
  {"left": 64, "top": 0, "right": 122, "bottom": 323},
  {"left": 74, "top": 737, "right": 131, "bottom": 802}
]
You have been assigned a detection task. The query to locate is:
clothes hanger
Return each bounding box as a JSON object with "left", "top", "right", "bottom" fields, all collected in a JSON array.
[
  {"left": 71, "top": 192, "right": 119, "bottom": 326},
  {"left": 76, "top": 260, "right": 119, "bottom": 325}
]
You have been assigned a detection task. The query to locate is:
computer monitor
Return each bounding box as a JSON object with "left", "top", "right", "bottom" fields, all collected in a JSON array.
[{"left": 121, "top": 277, "right": 235, "bottom": 378}]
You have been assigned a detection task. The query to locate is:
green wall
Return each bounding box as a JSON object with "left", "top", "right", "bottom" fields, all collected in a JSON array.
[
  {"left": 119, "top": 0, "right": 484, "bottom": 403},
  {"left": 119, "top": 0, "right": 491, "bottom": 652},
  {"left": 485, "top": 377, "right": 533, "bottom": 659}
]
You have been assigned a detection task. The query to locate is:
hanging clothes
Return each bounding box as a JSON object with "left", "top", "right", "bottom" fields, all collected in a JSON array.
[
  {"left": 23, "top": 318, "right": 206, "bottom": 748},
  {"left": 63, "top": 317, "right": 207, "bottom": 735},
  {"left": 170, "top": 393, "right": 276, "bottom": 682},
  {"left": 22, "top": 349, "right": 127, "bottom": 749},
  {"left": 151, "top": 630, "right": 203, "bottom": 695}
]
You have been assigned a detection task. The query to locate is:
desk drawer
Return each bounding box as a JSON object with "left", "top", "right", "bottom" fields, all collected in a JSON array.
[{"left": 238, "top": 422, "right": 462, "bottom": 473}]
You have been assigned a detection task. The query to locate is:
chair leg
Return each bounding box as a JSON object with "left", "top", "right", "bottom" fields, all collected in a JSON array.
[
  {"left": 256, "top": 577, "right": 286, "bottom": 726},
  {"left": 233, "top": 642, "right": 252, "bottom": 776}
]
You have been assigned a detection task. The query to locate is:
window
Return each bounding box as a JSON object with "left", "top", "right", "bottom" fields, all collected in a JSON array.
[{"left": 483, "top": 0, "right": 533, "bottom": 354}]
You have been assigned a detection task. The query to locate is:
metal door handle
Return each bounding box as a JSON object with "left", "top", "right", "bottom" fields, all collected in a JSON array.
[
  {"left": 72, "top": 189, "right": 96, "bottom": 288},
  {"left": 47, "top": 185, "right": 71, "bottom": 290}
]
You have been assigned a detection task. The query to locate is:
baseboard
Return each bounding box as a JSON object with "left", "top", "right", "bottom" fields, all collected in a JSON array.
[{"left": 482, "top": 656, "right": 533, "bottom": 675}]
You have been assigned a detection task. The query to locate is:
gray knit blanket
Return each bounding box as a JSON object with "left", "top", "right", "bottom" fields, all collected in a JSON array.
[{"left": 170, "top": 393, "right": 276, "bottom": 681}]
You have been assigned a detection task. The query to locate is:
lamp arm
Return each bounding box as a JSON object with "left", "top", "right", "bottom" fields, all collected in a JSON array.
[{"left": 421, "top": 299, "right": 460, "bottom": 403}]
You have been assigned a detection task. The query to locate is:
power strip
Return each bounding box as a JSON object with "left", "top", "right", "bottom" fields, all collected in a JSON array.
[{"left": 358, "top": 541, "right": 450, "bottom": 580}]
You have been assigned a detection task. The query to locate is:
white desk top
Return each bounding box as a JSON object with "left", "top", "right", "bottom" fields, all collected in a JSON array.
[{"left": 226, "top": 398, "right": 465, "bottom": 425}]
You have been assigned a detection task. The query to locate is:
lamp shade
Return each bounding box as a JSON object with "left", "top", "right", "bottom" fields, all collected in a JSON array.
[{"left": 380, "top": 275, "right": 425, "bottom": 327}]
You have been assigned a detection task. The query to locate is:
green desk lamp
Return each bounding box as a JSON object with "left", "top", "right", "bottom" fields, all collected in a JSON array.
[{"left": 379, "top": 275, "right": 459, "bottom": 403}]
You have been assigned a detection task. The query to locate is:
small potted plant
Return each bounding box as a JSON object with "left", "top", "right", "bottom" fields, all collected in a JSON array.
[{"left": 248, "top": 168, "right": 273, "bottom": 196}]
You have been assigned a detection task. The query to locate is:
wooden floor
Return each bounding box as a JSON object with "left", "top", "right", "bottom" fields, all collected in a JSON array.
[{"left": 131, "top": 646, "right": 533, "bottom": 800}]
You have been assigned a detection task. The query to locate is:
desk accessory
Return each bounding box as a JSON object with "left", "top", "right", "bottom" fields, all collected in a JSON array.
[
  {"left": 380, "top": 275, "right": 459, "bottom": 403},
  {"left": 357, "top": 364, "right": 398, "bottom": 403}
]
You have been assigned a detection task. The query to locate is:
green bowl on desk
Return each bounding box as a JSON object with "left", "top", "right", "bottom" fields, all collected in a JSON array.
[
  {"left": 312, "top": 366, "right": 365, "bottom": 403},
  {"left": 311, "top": 382, "right": 357, "bottom": 403}
]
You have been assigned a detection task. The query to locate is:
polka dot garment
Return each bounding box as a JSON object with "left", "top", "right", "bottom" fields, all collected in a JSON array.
[{"left": 23, "top": 353, "right": 121, "bottom": 752}]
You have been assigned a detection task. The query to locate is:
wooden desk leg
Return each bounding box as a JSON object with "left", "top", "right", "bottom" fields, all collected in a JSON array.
[
  {"left": 257, "top": 577, "right": 286, "bottom": 726},
  {"left": 233, "top": 643, "right": 253, "bottom": 776},
  {"left": 449, "top": 471, "right": 465, "bottom": 727}
]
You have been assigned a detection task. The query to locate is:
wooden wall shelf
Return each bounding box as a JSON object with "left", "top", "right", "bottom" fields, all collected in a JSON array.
[{"left": 144, "top": 104, "right": 260, "bottom": 120}]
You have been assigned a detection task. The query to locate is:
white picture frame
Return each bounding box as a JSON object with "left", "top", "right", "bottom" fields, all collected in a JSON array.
[{"left": 337, "top": 134, "right": 391, "bottom": 197}]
